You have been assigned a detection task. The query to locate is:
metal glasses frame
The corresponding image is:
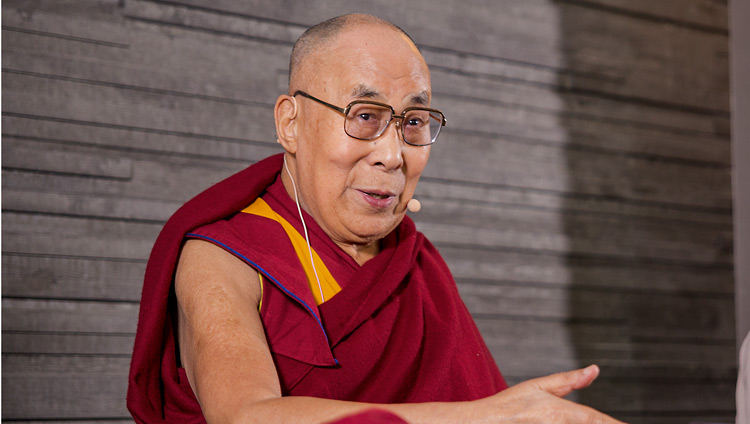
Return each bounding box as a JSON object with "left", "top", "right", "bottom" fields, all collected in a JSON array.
[{"left": 293, "top": 90, "right": 446, "bottom": 146}]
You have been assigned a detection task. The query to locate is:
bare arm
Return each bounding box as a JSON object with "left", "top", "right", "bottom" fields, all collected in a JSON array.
[{"left": 176, "top": 239, "right": 626, "bottom": 424}]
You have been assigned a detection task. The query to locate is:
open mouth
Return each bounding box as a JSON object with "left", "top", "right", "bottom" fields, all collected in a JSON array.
[
  {"left": 366, "top": 192, "right": 391, "bottom": 200},
  {"left": 358, "top": 189, "right": 397, "bottom": 208}
]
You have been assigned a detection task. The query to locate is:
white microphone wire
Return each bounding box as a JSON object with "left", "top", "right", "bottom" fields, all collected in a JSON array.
[{"left": 283, "top": 157, "right": 325, "bottom": 303}]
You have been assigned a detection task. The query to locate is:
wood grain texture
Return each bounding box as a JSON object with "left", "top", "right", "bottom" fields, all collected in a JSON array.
[{"left": 1, "top": 0, "right": 734, "bottom": 421}]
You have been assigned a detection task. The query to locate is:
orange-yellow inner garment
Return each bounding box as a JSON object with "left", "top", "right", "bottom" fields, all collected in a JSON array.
[{"left": 242, "top": 198, "right": 341, "bottom": 306}]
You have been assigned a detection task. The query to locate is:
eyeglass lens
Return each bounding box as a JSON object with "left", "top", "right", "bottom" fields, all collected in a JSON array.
[{"left": 344, "top": 103, "right": 443, "bottom": 145}]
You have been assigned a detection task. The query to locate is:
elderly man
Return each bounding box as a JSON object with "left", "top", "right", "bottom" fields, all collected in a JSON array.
[{"left": 128, "top": 13, "right": 624, "bottom": 424}]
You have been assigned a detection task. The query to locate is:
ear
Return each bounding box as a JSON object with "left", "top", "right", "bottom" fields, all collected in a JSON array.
[{"left": 274, "top": 94, "right": 298, "bottom": 154}]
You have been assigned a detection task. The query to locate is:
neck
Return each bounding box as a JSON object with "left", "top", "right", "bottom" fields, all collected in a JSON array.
[{"left": 335, "top": 240, "right": 380, "bottom": 266}]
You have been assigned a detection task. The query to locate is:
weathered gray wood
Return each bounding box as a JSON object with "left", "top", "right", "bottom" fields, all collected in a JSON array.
[
  {"left": 459, "top": 281, "right": 735, "bottom": 339},
  {"left": 2, "top": 298, "right": 138, "bottom": 334},
  {"left": 426, "top": 130, "right": 732, "bottom": 209},
  {"left": 431, "top": 92, "right": 730, "bottom": 167},
  {"left": 5, "top": 34, "right": 730, "bottom": 167},
  {"left": 430, "top": 68, "right": 730, "bottom": 150},
  {"left": 418, "top": 220, "right": 731, "bottom": 266},
  {"left": 3, "top": 333, "right": 135, "bottom": 356},
  {"left": 123, "top": 0, "right": 303, "bottom": 46},
  {"left": 576, "top": 379, "right": 736, "bottom": 413},
  {"left": 2, "top": 19, "right": 290, "bottom": 104},
  {"left": 440, "top": 246, "right": 735, "bottom": 294},
  {"left": 418, "top": 197, "right": 732, "bottom": 260},
  {"left": 2, "top": 188, "right": 181, "bottom": 222},
  {"left": 2, "top": 143, "right": 133, "bottom": 179},
  {"left": 415, "top": 178, "right": 732, "bottom": 225},
  {"left": 2, "top": 162, "right": 243, "bottom": 209},
  {"left": 576, "top": 0, "right": 728, "bottom": 30},
  {"left": 1, "top": 0, "right": 130, "bottom": 47},
  {"left": 2, "top": 71, "right": 277, "bottom": 142},
  {"left": 476, "top": 317, "right": 737, "bottom": 381},
  {"left": 2, "top": 254, "right": 145, "bottom": 301},
  {"left": 2, "top": 212, "right": 161, "bottom": 260},
  {"left": 2, "top": 114, "right": 284, "bottom": 162},
  {"left": 1, "top": 355, "right": 130, "bottom": 420},
  {"left": 163, "top": 0, "right": 730, "bottom": 111}
]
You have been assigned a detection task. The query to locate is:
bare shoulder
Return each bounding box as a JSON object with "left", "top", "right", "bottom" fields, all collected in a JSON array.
[{"left": 175, "top": 238, "right": 261, "bottom": 308}]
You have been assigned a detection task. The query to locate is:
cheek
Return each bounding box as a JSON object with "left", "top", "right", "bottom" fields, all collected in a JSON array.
[{"left": 404, "top": 147, "right": 431, "bottom": 183}]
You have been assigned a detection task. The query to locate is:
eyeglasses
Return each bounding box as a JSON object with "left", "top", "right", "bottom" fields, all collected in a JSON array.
[{"left": 294, "top": 90, "right": 446, "bottom": 146}]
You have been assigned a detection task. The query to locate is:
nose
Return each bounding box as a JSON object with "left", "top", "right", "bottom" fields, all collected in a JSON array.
[{"left": 370, "top": 118, "right": 404, "bottom": 170}]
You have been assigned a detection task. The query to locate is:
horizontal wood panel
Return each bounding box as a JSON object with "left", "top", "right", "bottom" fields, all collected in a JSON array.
[
  {"left": 1, "top": 0, "right": 130, "bottom": 44},
  {"left": 2, "top": 143, "right": 133, "bottom": 179},
  {"left": 440, "top": 245, "right": 734, "bottom": 294},
  {"left": 123, "top": 0, "right": 302, "bottom": 48},
  {"left": 418, "top": 197, "right": 732, "bottom": 263},
  {"left": 419, "top": 221, "right": 731, "bottom": 266},
  {"left": 2, "top": 298, "right": 138, "bottom": 334},
  {"left": 5, "top": 30, "right": 730, "bottom": 167},
  {"left": 577, "top": 0, "right": 728, "bottom": 30},
  {"left": 2, "top": 114, "right": 284, "bottom": 162},
  {"left": 2, "top": 17, "right": 290, "bottom": 104},
  {"left": 415, "top": 178, "right": 732, "bottom": 225},
  {"left": 2, "top": 71, "right": 277, "bottom": 142},
  {"left": 1, "top": 156, "right": 248, "bottom": 206},
  {"left": 579, "top": 380, "right": 736, "bottom": 413},
  {"left": 2, "top": 254, "right": 144, "bottom": 301},
  {"left": 430, "top": 67, "right": 730, "bottom": 143},
  {"left": 2, "top": 212, "right": 160, "bottom": 260},
  {"left": 1, "top": 355, "right": 130, "bottom": 420},
  {"left": 433, "top": 93, "right": 730, "bottom": 166},
  {"left": 476, "top": 318, "right": 736, "bottom": 379},
  {"left": 3, "top": 332, "right": 135, "bottom": 356},
  {"left": 164, "top": 0, "right": 729, "bottom": 111},
  {"left": 460, "top": 281, "right": 735, "bottom": 339},
  {"left": 426, "top": 131, "right": 732, "bottom": 210},
  {"left": 2, "top": 188, "right": 180, "bottom": 223}
]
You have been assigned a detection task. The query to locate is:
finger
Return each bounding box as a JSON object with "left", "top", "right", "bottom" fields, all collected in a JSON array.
[{"left": 532, "top": 365, "right": 600, "bottom": 397}]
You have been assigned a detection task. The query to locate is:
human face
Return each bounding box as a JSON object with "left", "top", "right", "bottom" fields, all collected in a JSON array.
[{"left": 290, "top": 24, "right": 432, "bottom": 253}]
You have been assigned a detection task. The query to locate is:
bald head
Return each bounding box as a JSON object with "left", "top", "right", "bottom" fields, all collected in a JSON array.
[{"left": 289, "top": 14, "right": 419, "bottom": 93}]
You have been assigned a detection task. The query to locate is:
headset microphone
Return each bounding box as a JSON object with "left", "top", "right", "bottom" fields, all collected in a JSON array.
[{"left": 407, "top": 198, "right": 422, "bottom": 213}]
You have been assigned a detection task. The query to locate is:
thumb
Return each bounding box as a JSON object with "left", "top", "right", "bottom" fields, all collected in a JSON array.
[{"left": 532, "top": 364, "right": 600, "bottom": 398}]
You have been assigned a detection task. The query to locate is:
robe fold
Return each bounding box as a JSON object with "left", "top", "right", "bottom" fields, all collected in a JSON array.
[{"left": 127, "top": 153, "right": 507, "bottom": 423}]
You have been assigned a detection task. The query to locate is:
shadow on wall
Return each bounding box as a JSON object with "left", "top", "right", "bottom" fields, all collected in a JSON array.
[{"left": 556, "top": 2, "right": 736, "bottom": 422}]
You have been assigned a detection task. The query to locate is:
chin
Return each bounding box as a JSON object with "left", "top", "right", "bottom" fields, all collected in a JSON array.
[{"left": 352, "top": 217, "right": 403, "bottom": 243}]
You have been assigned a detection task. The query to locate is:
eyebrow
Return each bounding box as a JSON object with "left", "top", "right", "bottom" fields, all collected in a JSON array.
[
  {"left": 410, "top": 91, "right": 430, "bottom": 106},
  {"left": 350, "top": 85, "right": 430, "bottom": 106},
  {"left": 351, "top": 85, "right": 380, "bottom": 99}
]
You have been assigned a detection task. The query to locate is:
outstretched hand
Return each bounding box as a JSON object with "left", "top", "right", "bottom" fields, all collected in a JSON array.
[{"left": 475, "top": 365, "right": 627, "bottom": 424}]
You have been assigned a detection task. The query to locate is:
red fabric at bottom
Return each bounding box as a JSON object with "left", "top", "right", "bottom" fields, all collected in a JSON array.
[{"left": 326, "top": 409, "right": 410, "bottom": 424}]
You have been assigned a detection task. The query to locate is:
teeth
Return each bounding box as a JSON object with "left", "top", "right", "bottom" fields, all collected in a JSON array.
[{"left": 369, "top": 193, "right": 388, "bottom": 199}]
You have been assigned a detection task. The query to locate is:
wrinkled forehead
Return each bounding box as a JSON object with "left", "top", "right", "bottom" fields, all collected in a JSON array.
[{"left": 299, "top": 24, "right": 431, "bottom": 101}]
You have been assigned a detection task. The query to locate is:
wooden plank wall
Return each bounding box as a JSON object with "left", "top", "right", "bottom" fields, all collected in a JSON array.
[{"left": 1, "top": 0, "right": 735, "bottom": 422}]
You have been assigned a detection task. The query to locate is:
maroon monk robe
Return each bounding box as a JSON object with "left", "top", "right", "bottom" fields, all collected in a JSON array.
[{"left": 127, "top": 153, "right": 507, "bottom": 423}]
